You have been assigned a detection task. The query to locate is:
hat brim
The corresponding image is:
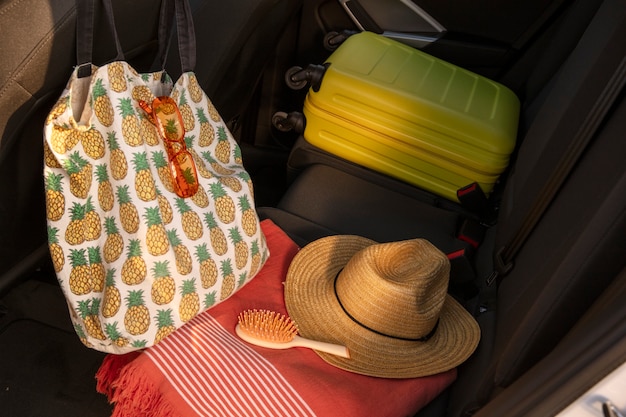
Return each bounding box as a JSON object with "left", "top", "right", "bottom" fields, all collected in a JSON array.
[{"left": 284, "top": 235, "right": 481, "bottom": 378}]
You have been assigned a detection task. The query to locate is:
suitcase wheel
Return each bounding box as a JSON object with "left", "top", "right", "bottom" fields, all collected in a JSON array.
[
  {"left": 323, "top": 30, "right": 356, "bottom": 51},
  {"left": 272, "top": 111, "right": 305, "bottom": 134},
  {"left": 284, "top": 64, "right": 328, "bottom": 92}
]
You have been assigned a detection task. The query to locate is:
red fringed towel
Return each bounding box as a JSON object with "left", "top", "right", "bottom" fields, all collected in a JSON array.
[{"left": 96, "top": 220, "right": 456, "bottom": 417}]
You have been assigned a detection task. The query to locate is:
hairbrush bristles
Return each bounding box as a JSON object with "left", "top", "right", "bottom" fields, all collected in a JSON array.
[
  {"left": 236, "top": 309, "right": 350, "bottom": 358},
  {"left": 237, "top": 309, "right": 299, "bottom": 343}
]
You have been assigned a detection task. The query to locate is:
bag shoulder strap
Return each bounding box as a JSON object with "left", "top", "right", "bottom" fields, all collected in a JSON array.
[
  {"left": 151, "top": 0, "right": 197, "bottom": 73},
  {"left": 174, "top": 0, "right": 196, "bottom": 73},
  {"left": 75, "top": 0, "right": 196, "bottom": 78},
  {"left": 76, "top": 0, "right": 123, "bottom": 78}
]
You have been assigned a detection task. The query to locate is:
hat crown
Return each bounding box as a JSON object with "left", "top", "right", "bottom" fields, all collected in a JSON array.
[{"left": 335, "top": 239, "right": 450, "bottom": 341}]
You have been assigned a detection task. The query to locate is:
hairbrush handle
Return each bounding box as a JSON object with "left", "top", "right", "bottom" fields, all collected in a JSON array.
[
  {"left": 235, "top": 324, "right": 350, "bottom": 358},
  {"left": 291, "top": 335, "right": 350, "bottom": 358}
]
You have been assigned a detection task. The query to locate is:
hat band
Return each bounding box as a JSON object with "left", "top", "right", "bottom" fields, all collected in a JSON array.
[{"left": 333, "top": 271, "right": 439, "bottom": 342}]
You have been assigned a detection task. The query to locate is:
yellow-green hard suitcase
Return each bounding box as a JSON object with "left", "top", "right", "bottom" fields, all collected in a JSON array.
[{"left": 302, "top": 32, "right": 520, "bottom": 202}]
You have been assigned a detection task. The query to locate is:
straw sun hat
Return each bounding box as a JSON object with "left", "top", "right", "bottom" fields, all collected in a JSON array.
[{"left": 284, "top": 235, "right": 481, "bottom": 378}]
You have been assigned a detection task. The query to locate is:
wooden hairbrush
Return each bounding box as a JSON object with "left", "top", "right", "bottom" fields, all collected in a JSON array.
[{"left": 235, "top": 309, "right": 350, "bottom": 358}]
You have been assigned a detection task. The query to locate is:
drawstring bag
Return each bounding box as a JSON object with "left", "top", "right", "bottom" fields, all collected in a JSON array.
[{"left": 43, "top": 0, "right": 268, "bottom": 353}]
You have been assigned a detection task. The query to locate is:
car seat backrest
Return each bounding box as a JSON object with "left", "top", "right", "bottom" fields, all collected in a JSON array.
[
  {"left": 447, "top": 0, "right": 625, "bottom": 413},
  {"left": 0, "top": 0, "right": 302, "bottom": 295},
  {"left": 494, "top": 92, "right": 625, "bottom": 385},
  {"left": 479, "top": 0, "right": 625, "bottom": 403},
  {"left": 502, "top": 0, "right": 605, "bottom": 117},
  {"left": 0, "top": 0, "right": 163, "bottom": 295},
  {"left": 495, "top": 0, "right": 625, "bottom": 246},
  {"left": 476, "top": 265, "right": 626, "bottom": 416},
  {"left": 174, "top": 0, "right": 302, "bottom": 130}
]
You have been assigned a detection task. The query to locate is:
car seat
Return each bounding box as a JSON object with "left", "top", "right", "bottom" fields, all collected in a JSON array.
[
  {"left": 0, "top": 0, "right": 302, "bottom": 296},
  {"left": 258, "top": 0, "right": 626, "bottom": 414},
  {"left": 0, "top": 0, "right": 301, "bottom": 415}
]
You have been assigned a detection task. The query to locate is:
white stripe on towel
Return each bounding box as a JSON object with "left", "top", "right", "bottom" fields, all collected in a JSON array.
[{"left": 145, "top": 314, "right": 317, "bottom": 417}]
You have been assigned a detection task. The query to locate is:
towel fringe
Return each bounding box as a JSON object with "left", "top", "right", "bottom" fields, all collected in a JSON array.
[
  {"left": 96, "top": 353, "right": 178, "bottom": 417},
  {"left": 107, "top": 359, "right": 179, "bottom": 417},
  {"left": 96, "top": 352, "right": 141, "bottom": 398}
]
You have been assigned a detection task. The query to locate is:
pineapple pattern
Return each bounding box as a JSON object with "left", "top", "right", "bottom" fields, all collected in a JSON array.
[
  {"left": 219, "top": 260, "right": 236, "bottom": 301},
  {"left": 74, "top": 324, "right": 93, "bottom": 348},
  {"left": 95, "top": 164, "right": 114, "bottom": 211},
  {"left": 48, "top": 226, "right": 65, "bottom": 272},
  {"left": 132, "top": 152, "right": 157, "bottom": 201},
  {"left": 44, "top": 140, "right": 62, "bottom": 169},
  {"left": 107, "top": 132, "right": 128, "bottom": 180},
  {"left": 187, "top": 74, "right": 203, "bottom": 103},
  {"left": 102, "top": 269, "right": 122, "bottom": 318},
  {"left": 65, "top": 202, "right": 86, "bottom": 246},
  {"left": 69, "top": 249, "right": 92, "bottom": 295},
  {"left": 121, "top": 239, "right": 147, "bottom": 285},
  {"left": 92, "top": 79, "right": 115, "bottom": 127},
  {"left": 88, "top": 246, "right": 106, "bottom": 292},
  {"left": 190, "top": 183, "right": 209, "bottom": 208},
  {"left": 152, "top": 151, "right": 176, "bottom": 193},
  {"left": 80, "top": 126, "right": 106, "bottom": 160},
  {"left": 178, "top": 90, "right": 195, "bottom": 132},
  {"left": 228, "top": 227, "right": 249, "bottom": 270},
  {"left": 105, "top": 322, "right": 130, "bottom": 348},
  {"left": 195, "top": 243, "right": 218, "bottom": 289},
  {"left": 132, "top": 82, "right": 155, "bottom": 104},
  {"left": 83, "top": 197, "right": 102, "bottom": 241},
  {"left": 117, "top": 98, "right": 143, "bottom": 147},
  {"left": 197, "top": 108, "right": 214, "bottom": 146},
  {"left": 103, "top": 217, "right": 124, "bottom": 263},
  {"left": 214, "top": 126, "right": 232, "bottom": 164},
  {"left": 209, "top": 183, "right": 236, "bottom": 225},
  {"left": 203, "top": 212, "right": 228, "bottom": 256},
  {"left": 238, "top": 195, "right": 258, "bottom": 237},
  {"left": 140, "top": 113, "right": 160, "bottom": 146},
  {"left": 188, "top": 136, "right": 213, "bottom": 179},
  {"left": 49, "top": 124, "right": 79, "bottom": 154},
  {"left": 116, "top": 185, "right": 140, "bottom": 234},
  {"left": 108, "top": 62, "right": 127, "bottom": 93},
  {"left": 175, "top": 197, "right": 203, "bottom": 241},
  {"left": 65, "top": 151, "right": 92, "bottom": 199},
  {"left": 45, "top": 172, "right": 65, "bottom": 221},
  {"left": 124, "top": 290, "right": 150, "bottom": 335},
  {"left": 151, "top": 261, "right": 176, "bottom": 305},
  {"left": 78, "top": 298, "right": 107, "bottom": 340},
  {"left": 154, "top": 309, "right": 176, "bottom": 344},
  {"left": 44, "top": 62, "right": 268, "bottom": 353},
  {"left": 143, "top": 207, "right": 170, "bottom": 256},
  {"left": 167, "top": 229, "right": 193, "bottom": 275},
  {"left": 155, "top": 187, "right": 174, "bottom": 225},
  {"left": 178, "top": 279, "right": 200, "bottom": 323},
  {"left": 249, "top": 240, "right": 262, "bottom": 278}
]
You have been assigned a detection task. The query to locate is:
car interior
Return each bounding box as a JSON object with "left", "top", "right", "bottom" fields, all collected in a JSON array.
[{"left": 0, "top": 0, "right": 624, "bottom": 416}]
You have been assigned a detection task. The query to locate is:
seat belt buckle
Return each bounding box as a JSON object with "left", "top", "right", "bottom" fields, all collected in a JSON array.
[
  {"left": 486, "top": 246, "right": 514, "bottom": 286},
  {"left": 447, "top": 248, "right": 476, "bottom": 284},
  {"left": 457, "top": 218, "right": 486, "bottom": 249},
  {"left": 457, "top": 182, "right": 489, "bottom": 214}
]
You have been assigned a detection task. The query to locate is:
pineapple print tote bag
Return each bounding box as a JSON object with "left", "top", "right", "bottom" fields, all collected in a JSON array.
[{"left": 43, "top": 0, "right": 268, "bottom": 353}]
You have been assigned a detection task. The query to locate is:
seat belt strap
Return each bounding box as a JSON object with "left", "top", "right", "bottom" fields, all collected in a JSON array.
[{"left": 488, "top": 55, "right": 626, "bottom": 287}]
